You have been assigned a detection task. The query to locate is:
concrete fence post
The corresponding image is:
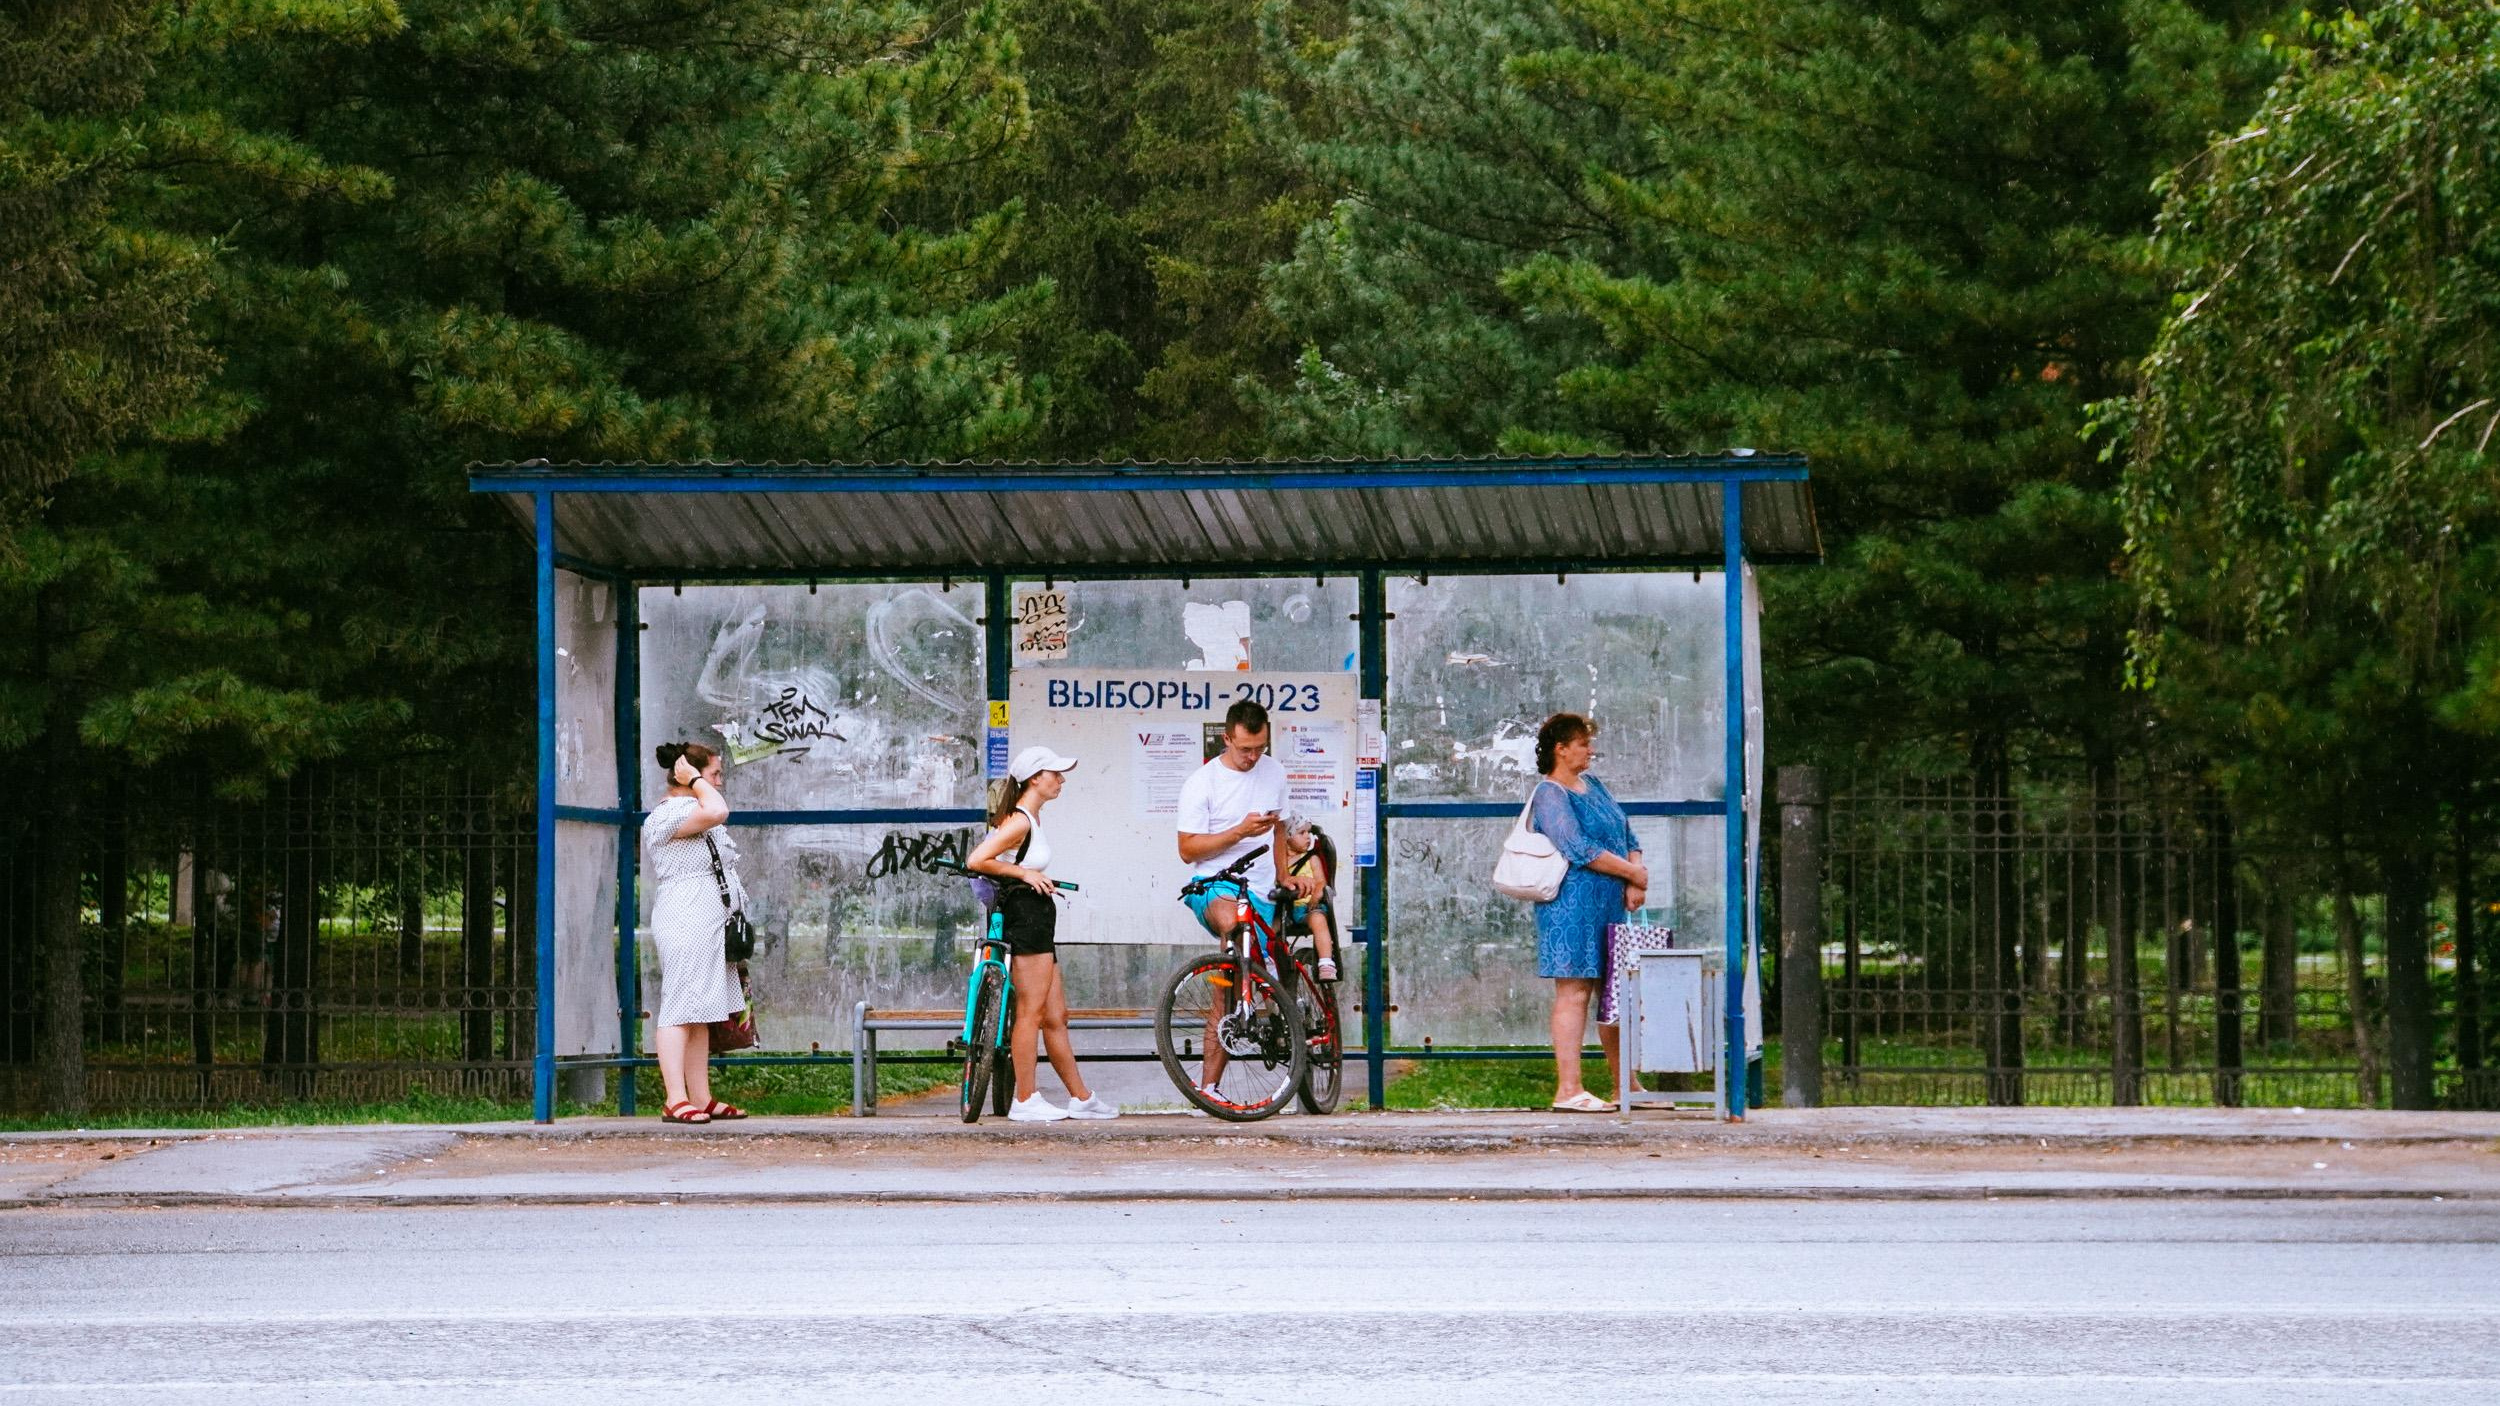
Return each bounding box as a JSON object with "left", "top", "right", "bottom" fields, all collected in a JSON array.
[{"left": 1778, "top": 766, "right": 1826, "bottom": 1108}]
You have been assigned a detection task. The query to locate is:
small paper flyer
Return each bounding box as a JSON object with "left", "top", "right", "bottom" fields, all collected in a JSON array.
[
  {"left": 1013, "top": 587, "right": 1071, "bottom": 661},
  {"left": 1131, "top": 727, "right": 1201, "bottom": 816}
]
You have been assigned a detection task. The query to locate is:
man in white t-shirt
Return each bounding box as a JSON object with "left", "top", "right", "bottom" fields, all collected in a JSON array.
[
  {"left": 1175, "top": 699, "right": 1327, "bottom": 1097},
  {"left": 1176, "top": 700, "right": 1324, "bottom": 940}
]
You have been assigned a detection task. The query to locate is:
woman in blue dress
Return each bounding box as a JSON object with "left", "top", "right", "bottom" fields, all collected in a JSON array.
[{"left": 1528, "top": 712, "right": 1647, "bottom": 1112}]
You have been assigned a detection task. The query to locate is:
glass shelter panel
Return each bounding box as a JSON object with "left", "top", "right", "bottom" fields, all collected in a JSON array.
[
  {"left": 638, "top": 583, "right": 985, "bottom": 811},
  {"left": 1384, "top": 816, "right": 1728, "bottom": 1049},
  {"left": 1012, "top": 577, "right": 1356, "bottom": 673},
  {"left": 554, "top": 570, "right": 619, "bottom": 809},
  {"left": 553, "top": 820, "right": 619, "bottom": 1058},
  {"left": 1385, "top": 574, "right": 1726, "bottom": 802},
  {"left": 631, "top": 822, "right": 1205, "bottom": 1055}
]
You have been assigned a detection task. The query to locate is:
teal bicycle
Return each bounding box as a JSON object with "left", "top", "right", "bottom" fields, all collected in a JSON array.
[{"left": 941, "top": 866, "right": 1077, "bottom": 1125}]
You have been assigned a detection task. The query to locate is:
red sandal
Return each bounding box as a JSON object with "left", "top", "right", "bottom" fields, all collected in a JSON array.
[
  {"left": 661, "top": 1100, "right": 712, "bottom": 1124},
  {"left": 701, "top": 1100, "right": 748, "bottom": 1120}
]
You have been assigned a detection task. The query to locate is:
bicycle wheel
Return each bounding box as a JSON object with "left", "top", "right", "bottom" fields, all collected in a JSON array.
[
  {"left": 990, "top": 1044, "right": 1013, "bottom": 1118},
  {"left": 1294, "top": 955, "right": 1343, "bottom": 1115},
  {"left": 1155, "top": 949, "right": 1306, "bottom": 1122},
  {"left": 959, "top": 964, "right": 1005, "bottom": 1124}
]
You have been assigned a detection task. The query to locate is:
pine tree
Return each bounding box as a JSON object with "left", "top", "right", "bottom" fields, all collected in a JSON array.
[
  {"left": 0, "top": 0, "right": 1047, "bottom": 1113},
  {"left": 2116, "top": 3, "right": 2500, "bottom": 1107},
  {"left": 1252, "top": 0, "right": 1646, "bottom": 458}
]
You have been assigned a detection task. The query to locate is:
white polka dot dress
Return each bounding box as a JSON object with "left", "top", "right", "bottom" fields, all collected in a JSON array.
[{"left": 642, "top": 796, "right": 747, "bottom": 1027}]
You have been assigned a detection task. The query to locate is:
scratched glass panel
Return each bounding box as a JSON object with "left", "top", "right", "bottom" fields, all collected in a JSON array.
[
  {"left": 555, "top": 820, "right": 620, "bottom": 1057},
  {"left": 1385, "top": 816, "right": 1725, "bottom": 1049},
  {"left": 635, "top": 821, "right": 1200, "bottom": 1073},
  {"left": 554, "top": 571, "right": 619, "bottom": 809},
  {"left": 638, "top": 583, "right": 985, "bottom": 811},
  {"left": 1011, "top": 577, "right": 1357, "bottom": 672},
  {"left": 1384, "top": 574, "right": 1726, "bottom": 802}
]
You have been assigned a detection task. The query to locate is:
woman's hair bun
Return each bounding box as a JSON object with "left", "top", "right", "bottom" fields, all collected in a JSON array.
[{"left": 657, "top": 742, "right": 718, "bottom": 772}]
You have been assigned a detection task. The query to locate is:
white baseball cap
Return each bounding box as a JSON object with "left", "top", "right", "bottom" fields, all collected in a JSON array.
[{"left": 1009, "top": 746, "right": 1079, "bottom": 782}]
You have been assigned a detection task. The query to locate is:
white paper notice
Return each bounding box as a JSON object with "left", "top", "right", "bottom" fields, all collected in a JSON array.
[
  {"left": 1131, "top": 728, "right": 1201, "bottom": 816},
  {"left": 1278, "top": 718, "right": 1350, "bottom": 815},
  {"left": 1354, "top": 769, "right": 1379, "bottom": 865},
  {"left": 1357, "top": 699, "right": 1384, "bottom": 767}
]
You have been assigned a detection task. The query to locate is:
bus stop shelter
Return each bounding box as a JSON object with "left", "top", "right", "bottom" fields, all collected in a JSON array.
[{"left": 468, "top": 456, "right": 1820, "bottom": 1121}]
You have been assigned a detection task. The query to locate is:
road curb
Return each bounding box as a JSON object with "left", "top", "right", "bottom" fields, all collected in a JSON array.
[{"left": 3, "top": 1183, "right": 2486, "bottom": 1210}]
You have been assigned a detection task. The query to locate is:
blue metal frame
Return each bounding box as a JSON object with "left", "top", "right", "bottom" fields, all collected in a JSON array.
[
  {"left": 1721, "top": 484, "right": 1749, "bottom": 1118},
  {"left": 472, "top": 456, "right": 1808, "bottom": 497},
  {"left": 514, "top": 462, "right": 1800, "bottom": 1123},
  {"left": 532, "top": 492, "right": 559, "bottom": 1122},
  {"left": 1359, "top": 570, "right": 1389, "bottom": 1109}
]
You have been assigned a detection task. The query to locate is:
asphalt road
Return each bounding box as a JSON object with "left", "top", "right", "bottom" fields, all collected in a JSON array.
[{"left": 6, "top": 1199, "right": 2498, "bottom": 1403}]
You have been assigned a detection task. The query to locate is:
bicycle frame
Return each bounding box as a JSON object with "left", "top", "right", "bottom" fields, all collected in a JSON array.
[{"left": 959, "top": 910, "right": 1014, "bottom": 1048}]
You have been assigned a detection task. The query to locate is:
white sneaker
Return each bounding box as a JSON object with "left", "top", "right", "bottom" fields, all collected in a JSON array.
[
  {"left": 1316, "top": 958, "right": 1338, "bottom": 981},
  {"left": 1064, "top": 1094, "right": 1121, "bottom": 1120},
  {"left": 1007, "top": 1094, "right": 1068, "bottom": 1123}
]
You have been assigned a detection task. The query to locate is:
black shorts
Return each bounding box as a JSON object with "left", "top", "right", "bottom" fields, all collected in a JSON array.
[{"left": 995, "top": 885, "right": 1058, "bottom": 957}]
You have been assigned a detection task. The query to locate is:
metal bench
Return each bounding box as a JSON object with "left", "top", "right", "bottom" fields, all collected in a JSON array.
[{"left": 849, "top": 1002, "right": 1163, "bottom": 1116}]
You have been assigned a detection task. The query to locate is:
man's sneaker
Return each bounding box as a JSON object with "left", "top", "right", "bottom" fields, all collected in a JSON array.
[
  {"left": 1064, "top": 1094, "right": 1121, "bottom": 1120},
  {"left": 1007, "top": 1093, "right": 1069, "bottom": 1123},
  {"left": 1315, "top": 958, "right": 1338, "bottom": 981}
]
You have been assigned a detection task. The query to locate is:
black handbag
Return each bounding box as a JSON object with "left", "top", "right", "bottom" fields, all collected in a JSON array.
[{"left": 703, "top": 831, "right": 757, "bottom": 963}]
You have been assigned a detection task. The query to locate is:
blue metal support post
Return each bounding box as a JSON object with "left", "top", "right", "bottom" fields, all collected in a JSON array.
[
  {"left": 613, "top": 578, "right": 641, "bottom": 1116},
  {"left": 1720, "top": 484, "right": 1749, "bottom": 1118},
  {"left": 532, "top": 491, "right": 559, "bottom": 1123},
  {"left": 1359, "top": 570, "right": 1389, "bottom": 1110}
]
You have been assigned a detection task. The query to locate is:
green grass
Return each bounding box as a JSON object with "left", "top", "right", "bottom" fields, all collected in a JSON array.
[{"left": 0, "top": 1057, "right": 957, "bottom": 1131}]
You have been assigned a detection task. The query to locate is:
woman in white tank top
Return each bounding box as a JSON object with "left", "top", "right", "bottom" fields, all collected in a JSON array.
[{"left": 964, "top": 746, "right": 1119, "bottom": 1122}]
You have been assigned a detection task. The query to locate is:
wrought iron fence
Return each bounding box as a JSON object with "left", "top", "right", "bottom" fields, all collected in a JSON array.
[
  {"left": 1, "top": 770, "right": 534, "bottom": 1113},
  {"left": 1799, "top": 778, "right": 2495, "bottom": 1109}
]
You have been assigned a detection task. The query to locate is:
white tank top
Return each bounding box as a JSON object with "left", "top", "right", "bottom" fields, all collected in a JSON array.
[{"left": 1011, "top": 806, "right": 1052, "bottom": 872}]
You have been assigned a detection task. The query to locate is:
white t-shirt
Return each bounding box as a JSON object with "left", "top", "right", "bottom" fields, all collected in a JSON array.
[{"left": 1177, "top": 754, "right": 1288, "bottom": 887}]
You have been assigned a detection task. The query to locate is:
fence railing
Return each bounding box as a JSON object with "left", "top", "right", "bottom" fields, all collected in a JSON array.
[
  {"left": 12, "top": 764, "right": 2494, "bottom": 1113},
  {"left": 2, "top": 770, "right": 535, "bottom": 1112},
  {"left": 1776, "top": 772, "right": 2497, "bottom": 1110}
]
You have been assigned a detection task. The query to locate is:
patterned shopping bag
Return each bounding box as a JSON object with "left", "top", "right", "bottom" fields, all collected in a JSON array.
[{"left": 1598, "top": 923, "right": 1679, "bottom": 1025}]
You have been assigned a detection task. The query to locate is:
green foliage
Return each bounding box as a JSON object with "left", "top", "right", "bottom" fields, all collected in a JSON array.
[
  {"left": 1259, "top": 0, "right": 2275, "bottom": 782},
  {"left": 2117, "top": 3, "right": 2500, "bottom": 771},
  {"left": 3, "top": 0, "right": 1049, "bottom": 790},
  {"left": 0, "top": 0, "right": 216, "bottom": 510},
  {"left": 926, "top": 0, "right": 1338, "bottom": 458}
]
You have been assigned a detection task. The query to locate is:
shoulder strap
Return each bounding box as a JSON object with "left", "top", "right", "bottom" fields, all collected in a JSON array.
[
  {"left": 1518, "top": 779, "right": 1554, "bottom": 831},
  {"left": 1002, "top": 809, "right": 1034, "bottom": 866},
  {"left": 702, "top": 830, "right": 736, "bottom": 912}
]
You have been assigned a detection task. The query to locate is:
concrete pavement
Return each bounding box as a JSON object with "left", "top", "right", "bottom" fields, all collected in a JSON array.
[{"left": 5, "top": 1107, "right": 2495, "bottom": 1206}]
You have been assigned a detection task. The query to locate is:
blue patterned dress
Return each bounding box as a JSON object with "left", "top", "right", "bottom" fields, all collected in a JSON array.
[{"left": 1529, "top": 775, "right": 1635, "bottom": 979}]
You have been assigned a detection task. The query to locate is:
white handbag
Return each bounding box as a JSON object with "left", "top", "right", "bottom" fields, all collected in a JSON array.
[{"left": 1490, "top": 782, "right": 1569, "bottom": 902}]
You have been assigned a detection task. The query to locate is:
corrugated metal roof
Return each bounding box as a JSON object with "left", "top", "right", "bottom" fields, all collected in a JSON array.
[{"left": 467, "top": 455, "right": 1821, "bottom": 574}]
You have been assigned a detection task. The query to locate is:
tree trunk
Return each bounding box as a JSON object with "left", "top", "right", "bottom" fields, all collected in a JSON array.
[
  {"left": 2382, "top": 842, "right": 2434, "bottom": 1110},
  {"left": 2457, "top": 806, "right": 2481, "bottom": 1074},
  {"left": 2332, "top": 841, "right": 2381, "bottom": 1108},
  {"left": 2210, "top": 804, "right": 2244, "bottom": 1107},
  {"left": 35, "top": 588, "right": 87, "bottom": 1117},
  {"left": 262, "top": 774, "right": 322, "bottom": 1099},
  {"left": 1973, "top": 749, "right": 2023, "bottom": 1106},
  {"left": 398, "top": 883, "right": 426, "bottom": 979},
  {"left": 2259, "top": 859, "right": 2301, "bottom": 1046},
  {"left": 2099, "top": 765, "right": 2141, "bottom": 1106},
  {"left": 504, "top": 834, "right": 536, "bottom": 1065},
  {"left": 91, "top": 786, "right": 128, "bottom": 1047},
  {"left": 462, "top": 830, "right": 496, "bottom": 1064}
]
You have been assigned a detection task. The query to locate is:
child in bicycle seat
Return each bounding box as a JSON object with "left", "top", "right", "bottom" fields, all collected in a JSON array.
[{"left": 1279, "top": 815, "right": 1340, "bottom": 983}]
